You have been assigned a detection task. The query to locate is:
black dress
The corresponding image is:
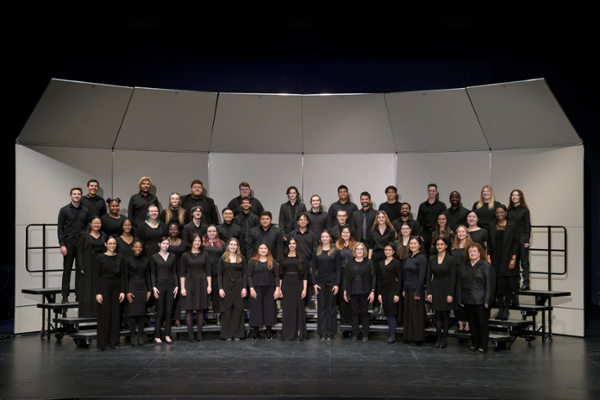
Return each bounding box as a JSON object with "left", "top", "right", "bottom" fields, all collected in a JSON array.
[
  {"left": 204, "top": 241, "right": 226, "bottom": 312},
  {"left": 115, "top": 236, "right": 134, "bottom": 261},
  {"left": 124, "top": 255, "right": 151, "bottom": 317},
  {"left": 311, "top": 249, "right": 341, "bottom": 337},
  {"left": 168, "top": 239, "right": 187, "bottom": 320},
  {"left": 402, "top": 253, "right": 427, "bottom": 342},
  {"left": 472, "top": 201, "right": 502, "bottom": 233},
  {"left": 180, "top": 251, "right": 210, "bottom": 310},
  {"left": 426, "top": 253, "right": 457, "bottom": 311},
  {"left": 337, "top": 245, "right": 354, "bottom": 324},
  {"left": 101, "top": 214, "right": 125, "bottom": 237},
  {"left": 280, "top": 256, "right": 307, "bottom": 340},
  {"left": 218, "top": 256, "right": 247, "bottom": 339},
  {"left": 135, "top": 222, "right": 168, "bottom": 257},
  {"left": 468, "top": 229, "right": 489, "bottom": 252},
  {"left": 94, "top": 253, "right": 125, "bottom": 348},
  {"left": 379, "top": 259, "right": 402, "bottom": 317},
  {"left": 451, "top": 248, "right": 468, "bottom": 321},
  {"left": 77, "top": 232, "right": 107, "bottom": 318}
]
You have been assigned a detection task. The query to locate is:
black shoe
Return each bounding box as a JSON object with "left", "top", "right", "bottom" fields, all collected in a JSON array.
[
  {"left": 100, "top": 345, "right": 110, "bottom": 351},
  {"left": 61, "top": 297, "right": 69, "bottom": 304},
  {"left": 165, "top": 338, "right": 174, "bottom": 345},
  {"left": 386, "top": 338, "right": 395, "bottom": 344},
  {"left": 320, "top": 336, "right": 326, "bottom": 341},
  {"left": 326, "top": 336, "right": 332, "bottom": 341},
  {"left": 137, "top": 336, "right": 145, "bottom": 346},
  {"left": 362, "top": 337, "right": 369, "bottom": 343},
  {"left": 521, "top": 284, "right": 530, "bottom": 291},
  {"left": 130, "top": 338, "right": 139, "bottom": 347},
  {"left": 434, "top": 339, "right": 441, "bottom": 348},
  {"left": 351, "top": 336, "right": 358, "bottom": 342},
  {"left": 441, "top": 337, "right": 447, "bottom": 348},
  {"left": 189, "top": 338, "right": 196, "bottom": 343}
]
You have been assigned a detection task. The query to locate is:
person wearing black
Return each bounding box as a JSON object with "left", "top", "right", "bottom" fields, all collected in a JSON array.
[
  {"left": 151, "top": 237, "right": 179, "bottom": 345},
  {"left": 343, "top": 242, "right": 375, "bottom": 342},
  {"left": 430, "top": 213, "right": 454, "bottom": 254},
  {"left": 81, "top": 179, "right": 107, "bottom": 220},
  {"left": 203, "top": 226, "right": 226, "bottom": 313},
  {"left": 351, "top": 192, "right": 376, "bottom": 246},
  {"left": 125, "top": 240, "right": 151, "bottom": 347},
  {"left": 182, "top": 206, "right": 207, "bottom": 243},
  {"left": 336, "top": 226, "right": 357, "bottom": 327},
  {"left": 279, "top": 238, "right": 308, "bottom": 340},
  {"left": 369, "top": 211, "right": 397, "bottom": 313},
  {"left": 101, "top": 198, "right": 125, "bottom": 236},
  {"left": 128, "top": 176, "right": 160, "bottom": 227},
  {"left": 427, "top": 238, "right": 457, "bottom": 348},
  {"left": 94, "top": 236, "right": 125, "bottom": 350},
  {"left": 180, "top": 234, "right": 211, "bottom": 342},
  {"left": 218, "top": 238, "right": 248, "bottom": 340},
  {"left": 392, "top": 202, "right": 421, "bottom": 237},
  {"left": 135, "top": 205, "right": 168, "bottom": 257},
  {"left": 508, "top": 189, "right": 532, "bottom": 290},
  {"left": 467, "top": 211, "right": 489, "bottom": 252},
  {"left": 307, "top": 195, "right": 330, "bottom": 237},
  {"left": 218, "top": 207, "right": 244, "bottom": 246},
  {"left": 58, "top": 187, "right": 89, "bottom": 303},
  {"left": 180, "top": 179, "right": 218, "bottom": 225},
  {"left": 444, "top": 191, "right": 470, "bottom": 232},
  {"left": 234, "top": 197, "right": 260, "bottom": 257},
  {"left": 160, "top": 193, "right": 191, "bottom": 232},
  {"left": 456, "top": 243, "right": 495, "bottom": 353},
  {"left": 289, "top": 213, "right": 319, "bottom": 310},
  {"left": 328, "top": 185, "right": 358, "bottom": 227},
  {"left": 312, "top": 230, "right": 341, "bottom": 340},
  {"left": 167, "top": 223, "right": 187, "bottom": 327},
  {"left": 279, "top": 185, "right": 307, "bottom": 240},
  {"left": 378, "top": 243, "right": 402, "bottom": 344},
  {"left": 227, "top": 181, "right": 264, "bottom": 217},
  {"left": 246, "top": 212, "right": 284, "bottom": 262},
  {"left": 402, "top": 236, "right": 427, "bottom": 345},
  {"left": 378, "top": 185, "right": 402, "bottom": 223},
  {"left": 248, "top": 243, "right": 281, "bottom": 340},
  {"left": 329, "top": 210, "right": 354, "bottom": 243},
  {"left": 395, "top": 222, "right": 413, "bottom": 261},
  {"left": 472, "top": 185, "right": 502, "bottom": 234},
  {"left": 451, "top": 226, "right": 472, "bottom": 334},
  {"left": 417, "top": 184, "right": 447, "bottom": 254},
  {"left": 488, "top": 205, "right": 520, "bottom": 320},
  {"left": 115, "top": 218, "right": 135, "bottom": 261},
  {"left": 77, "top": 216, "right": 106, "bottom": 317}
]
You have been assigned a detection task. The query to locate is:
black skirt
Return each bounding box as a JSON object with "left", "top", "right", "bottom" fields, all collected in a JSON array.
[
  {"left": 281, "top": 272, "right": 307, "bottom": 340},
  {"left": 403, "top": 288, "right": 426, "bottom": 342}
]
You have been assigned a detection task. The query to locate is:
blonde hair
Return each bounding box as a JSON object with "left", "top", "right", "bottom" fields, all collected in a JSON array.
[
  {"left": 137, "top": 176, "right": 152, "bottom": 190},
  {"left": 223, "top": 238, "right": 242, "bottom": 263},
  {"left": 316, "top": 230, "right": 335, "bottom": 256},
  {"left": 452, "top": 225, "right": 473, "bottom": 250},
  {"left": 252, "top": 243, "right": 274, "bottom": 270},
  {"left": 164, "top": 192, "right": 186, "bottom": 226},
  {"left": 352, "top": 242, "right": 367, "bottom": 258},
  {"left": 371, "top": 211, "right": 397, "bottom": 239},
  {"left": 475, "top": 185, "right": 495, "bottom": 210}
]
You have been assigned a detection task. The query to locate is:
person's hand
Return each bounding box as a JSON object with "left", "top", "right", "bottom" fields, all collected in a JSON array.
[
  {"left": 96, "top": 294, "right": 103, "bottom": 304},
  {"left": 241, "top": 288, "right": 247, "bottom": 298},
  {"left": 60, "top": 246, "right": 68, "bottom": 256},
  {"left": 393, "top": 295, "right": 400, "bottom": 303},
  {"left": 301, "top": 288, "right": 306, "bottom": 299},
  {"left": 344, "top": 291, "right": 349, "bottom": 303},
  {"left": 250, "top": 288, "right": 257, "bottom": 299},
  {"left": 153, "top": 287, "right": 159, "bottom": 299},
  {"left": 219, "top": 289, "right": 226, "bottom": 298},
  {"left": 378, "top": 294, "right": 383, "bottom": 304},
  {"left": 427, "top": 294, "right": 432, "bottom": 302},
  {"left": 484, "top": 303, "right": 489, "bottom": 309},
  {"left": 274, "top": 288, "right": 282, "bottom": 299},
  {"left": 414, "top": 295, "right": 420, "bottom": 301},
  {"left": 524, "top": 243, "right": 530, "bottom": 248},
  {"left": 447, "top": 295, "right": 453, "bottom": 304},
  {"left": 207, "top": 286, "right": 212, "bottom": 294},
  {"left": 181, "top": 288, "right": 187, "bottom": 297},
  {"left": 119, "top": 293, "right": 125, "bottom": 302},
  {"left": 368, "top": 292, "right": 374, "bottom": 303},
  {"left": 127, "top": 293, "right": 134, "bottom": 303},
  {"left": 402, "top": 291, "right": 405, "bottom": 297},
  {"left": 173, "top": 287, "right": 178, "bottom": 298},
  {"left": 509, "top": 260, "right": 516, "bottom": 270},
  {"left": 314, "top": 284, "right": 321, "bottom": 295},
  {"left": 487, "top": 255, "right": 491, "bottom": 263},
  {"left": 332, "top": 286, "right": 339, "bottom": 295},
  {"left": 146, "top": 291, "right": 151, "bottom": 301}
]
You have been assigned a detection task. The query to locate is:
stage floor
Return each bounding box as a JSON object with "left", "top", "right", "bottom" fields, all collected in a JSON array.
[{"left": 1, "top": 331, "right": 599, "bottom": 400}]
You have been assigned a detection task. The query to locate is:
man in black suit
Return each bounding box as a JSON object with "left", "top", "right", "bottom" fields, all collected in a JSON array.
[
  {"left": 352, "top": 192, "right": 377, "bottom": 247},
  {"left": 279, "top": 185, "right": 307, "bottom": 240},
  {"left": 181, "top": 179, "right": 218, "bottom": 225}
]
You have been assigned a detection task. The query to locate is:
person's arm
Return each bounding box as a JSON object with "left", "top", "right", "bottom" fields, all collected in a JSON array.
[
  {"left": 217, "top": 257, "right": 225, "bottom": 291},
  {"left": 414, "top": 255, "right": 427, "bottom": 296},
  {"left": 278, "top": 204, "right": 287, "bottom": 237},
  {"left": 76, "top": 235, "right": 85, "bottom": 273},
  {"left": 524, "top": 209, "right": 531, "bottom": 244},
  {"left": 57, "top": 207, "right": 67, "bottom": 247},
  {"left": 448, "top": 256, "right": 456, "bottom": 303},
  {"left": 334, "top": 250, "right": 341, "bottom": 289},
  {"left": 273, "top": 261, "right": 281, "bottom": 296},
  {"left": 246, "top": 259, "right": 255, "bottom": 290},
  {"left": 394, "top": 260, "right": 403, "bottom": 298},
  {"left": 93, "top": 255, "right": 103, "bottom": 296},
  {"left": 311, "top": 250, "right": 318, "bottom": 285},
  {"left": 509, "top": 222, "right": 520, "bottom": 270},
  {"left": 241, "top": 257, "right": 248, "bottom": 297},
  {"left": 208, "top": 199, "right": 219, "bottom": 226},
  {"left": 369, "top": 260, "right": 376, "bottom": 293},
  {"left": 426, "top": 256, "right": 433, "bottom": 299}
]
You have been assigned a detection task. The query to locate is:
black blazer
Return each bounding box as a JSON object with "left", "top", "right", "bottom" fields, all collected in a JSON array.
[
  {"left": 488, "top": 220, "right": 520, "bottom": 277},
  {"left": 278, "top": 201, "right": 307, "bottom": 238},
  {"left": 344, "top": 259, "right": 376, "bottom": 295},
  {"left": 351, "top": 208, "right": 377, "bottom": 245},
  {"left": 456, "top": 259, "right": 495, "bottom": 305}
]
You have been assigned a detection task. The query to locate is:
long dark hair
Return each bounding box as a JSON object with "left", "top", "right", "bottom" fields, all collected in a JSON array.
[
  {"left": 186, "top": 233, "right": 204, "bottom": 252},
  {"left": 79, "top": 215, "right": 102, "bottom": 248},
  {"left": 281, "top": 238, "right": 304, "bottom": 277},
  {"left": 118, "top": 217, "right": 135, "bottom": 236}
]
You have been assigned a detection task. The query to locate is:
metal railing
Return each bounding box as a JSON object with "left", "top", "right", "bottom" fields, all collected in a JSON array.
[
  {"left": 529, "top": 225, "right": 567, "bottom": 292},
  {"left": 25, "top": 223, "right": 60, "bottom": 289}
]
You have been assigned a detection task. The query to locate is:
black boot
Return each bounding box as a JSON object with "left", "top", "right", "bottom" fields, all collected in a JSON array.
[
  {"left": 494, "top": 296, "right": 504, "bottom": 320},
  {"left": 251, "top": 327, "right": 259, "bottom": 340},
  {"left": 501, "top": 296, "right": 510, "bottom": 320}
]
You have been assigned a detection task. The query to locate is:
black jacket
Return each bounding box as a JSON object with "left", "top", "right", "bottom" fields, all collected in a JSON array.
[
  {"left": 488, "top": 220, "right": 520, "bottom": 277},
  {"left": 278, "top": 201, "right": 307, "bottom": 238},
  {"left": 180, "top": 194, "right": 218, "bottom": 225},
  {"left": 507, "top": 206, "right": 531, "bottom": 243},
  {"left": 344, "top": 259, "right": 376, "bottom": 295},
  {"left": 246, "top": 225, "right": 285, "bottom": 261},
  {"left": 456, "top": 259, "right": 495, "bottom": 305},
  {"left": 351, "top": 208, "right": 377, "bottom": 245}
]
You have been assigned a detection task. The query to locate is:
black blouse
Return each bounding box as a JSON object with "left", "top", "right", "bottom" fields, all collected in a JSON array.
[{"left": 247, "top": 259, "right": 280, "bottom": 288}]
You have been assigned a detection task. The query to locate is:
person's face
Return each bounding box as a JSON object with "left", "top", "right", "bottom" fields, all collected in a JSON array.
[
  {"left": 168, "top": 225, "right": 179, "bottom": 238},
  {"left": 338, "top": 188, "right": 349, "bottom": 201},
  {"left": 436, "top": 239, "right": 447, "bottom": 253},
  {"left": 482, "top": 187, "right": 491, "bottom": 200},
  {"left": 258, "top": 244, "right": 269, "bottom": 257},
  {"left": 511, "top": 191, "right": 521, "bottom": 204},
  {"left": 341, "top": 228, "right": 351, "bottom": 241},
  {"left": 360, "top": 195, "right": 370, "bottom": 208},
  {"left": 109, "top": 201, "right": 120, "bottom": 215},
  {"left": 260, "top": 215, "right": 271, "bottom": 228},
  {"left": 192, "top": 208, "right": 202, "bottom": 219},
  {"left": 288, "top": 189, "right": 297, "bottom": 201},
  {"left": 159, "top": 240, "right": 170, "bottom": 252},
  {"left": 427, "top": 186, "right": 437, "bottom": 199},
  {"left": 228, "top": 240, "right": 238, "bottom": 253},
  {"left": 70, "top": 190, "right": 82, "bottom": 203},
  {"left": 311, "top": 196, "right": 320, "bottom": 209},
  {"left": 377, "top": 213, "right": 386, "bottom": 225},
  {"left": 288, "top": 239, "right": 297, "bottom": 252},
  {"left": 456, "top": 227, "right": 467, "bottom": 240},
  {"left": 170, "top": 194, "right": 180, "bottom": 208},
  {"left": 495, "top": 208, "right": 506, "bottom": 221},
  {"left": 122, "top": 220, "right": 132, "bottom": 233},
  {"left": 191, "top": 183, "right": 203, "bottom": 197},
  {"left": 148, "top": 206, "right": 159, "bottom": 219},
  {"left": 321, "top": 232, "right": 331, "bottom": 245},
  {"left": 438, "top": 214, "right": 447, "bottom": 228},
  {"left": 140, "top": 180, "right": 151, "bottom": 193},
  {"left": 337, "top": 211, "right": 347, "bottom": 225},
  {"left": 223, "top": 210, "right": 234, "bottom": 223},
  {"left": 207, "top": 226, "right": 217, "bottom": 239},
  {"left": 298, "top": 215, "right": 308, "bottom": 228},
  {"left": 400, "top": 204, "right": 410, "bottom": 217},
  {"left": 401, "top": 225, "right": 412, "bottom": 237},
  {"left": 192, "top": 236, "right": 202, "bottom": 249},
  {"left": 106, "top": 238, "right": 117, "bottom": 252},
  {"left": 468, "top": 246, "right": 480, "bottom": 261},
  {"left": 90, "top": 218, "right": 101, "bottom": 232},
  {"left": 449, "top": 192, "right": 461, "bottom": 207},
  {"left": 87, "top": 182, "right": 99, "bottom": 196},
  {"left": 239, "top": 186, "right": 251, "bottom": 197},
  {"left": 409, "top": 239, "right": 421, "bottom": 253},
  {"left": 386, "top": 189, "right": 396, "bottom": 202},
  {"left": 384, "top": 246, "right": 394, "bottom": 257},
  {"left": 132, "top": 241, "right": 143, "bottom": 256},
  {"left": 241, "top": 200, "right": 251, "bottom": 211},
  {"left": 355, "top": 245, "right": 365, "bottom": 257},
  {"left": 467, "top": 212, "right": 478, "bottom": 226}
]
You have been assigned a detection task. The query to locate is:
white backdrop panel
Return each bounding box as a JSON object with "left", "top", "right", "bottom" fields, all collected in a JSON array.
[
  {"left": 208, "top": 153, "right": 303, "bottom": 225},
  {"left": 302, "top": 94, "right": 395, "bottom": 154},
  {"left": 115, "top": 88, "right": 216, "bottom": 151},
  {"left": 385, "top": 89, "right": 489, "bottom": 152},
  {"left": 303, "top": 154, "right": 396, "bottom": 213},
  {"left": 17, "top": 79, "right": 132, "bottom": 148},
  {"left": 396, "top": 151, "right": 490, "bottom": 212},
  {"left": 113, "top": 150, "right": 209, "bottom": 212},
  {"left": 467, "top": 79, "right": 582, "bottom": 149},
  {"left": 211, "top": 94, "right": 303, "bottom": 153}
]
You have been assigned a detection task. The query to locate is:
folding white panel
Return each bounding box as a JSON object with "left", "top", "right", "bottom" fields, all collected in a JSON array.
[
  {"left": 113, "top": 150, "right": 209, "bottom": 213},
  {"left": 396, "top": 151, "right": 491, "bottom": 213},
  {"left": 208, "top": 153, "right": 303, "bottom": 224},
  {"left": 303, "top": 154, "right": 396, "bottom": 213},
  {"left": 385, "top": 89, "right": 489, "bottom": 152},
  {"left": 211, "top": 94, "right": 303, "bottom": 153},
  {"left": 115, "top": 88, "right": 216, "bottom": 151},
  {"left": 302, "top": 94, "right": 395, "bottom": 153},
  {"left": 467, "top": 79, "right": 582, "bottom": 149},
  {"left": 17, "top": 79, "right": 132, "bottom": 148}
]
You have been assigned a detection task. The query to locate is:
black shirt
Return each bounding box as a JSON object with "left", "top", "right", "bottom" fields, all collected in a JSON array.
[
  {"left": 444, "top": 206, "right": 470, "bottom": 232},
  {"left": 246, "top": 225, "right": 284, "bottom": 261},
  {"left": 128, "top": 192, "right": 160, "bottom": 227},
  {"left": 57, "top": 203, "right": 89, "bottom": 246},
  {"left": 100, "top": 214, "right": 125, "bottom": 237},
  {"left": 378, "top": 201, "right": 402, "bottom": 224},
  {"left": 81, "top": 194, "right": 106, "bottom": 219},
  {"left": 247, "top": 259, "right": 280, "bottom": 288},
  {"left": 507, "top": 206, "right": 531, "bottom": 242},
  {"left": 328, "top": 200, "right": 358, "bottom": 227},
  {"left": 227, "top": 196, "right": 264, "bottom": 217},
  {"left": 306, "top": 209, "right": 330, "bottom": 237},
  {"left": 392, "top": 217, "right": 421, "bottom": 237},
  {"left": 417, "top": 199, "right": 447, "bottom": 233},
  {"left": 180, "top": 194, "right": 219, "bottom": 225}
]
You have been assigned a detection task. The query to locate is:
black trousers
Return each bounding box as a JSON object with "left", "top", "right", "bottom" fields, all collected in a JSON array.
[
  {"left": 249, "top": 286, "right": 277, "bottom": 328},
  {"left": 519, "top": 239, "right": 530, "bottom": 285},
  {"left": 97, "top": 277, "right": 121, "bottom": 348},
  {"left": 350, "top": 293, "right": 370, "bottom": 338},
  {"left": 316, "top": 275, "right": 337, "bottom": 337},
  {"left": 465, "top": 304, "right": 489, "bottom": 350},
  {"left": 61, "top": 237, "right": 78, "bottom": 299},
  {"left": 154, "top": 283, "right": 175, "bottom": 337}
]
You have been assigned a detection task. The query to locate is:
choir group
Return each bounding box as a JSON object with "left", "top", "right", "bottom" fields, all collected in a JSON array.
[{"left": 57, "top": 178, "right": 531, "bottom": 351}]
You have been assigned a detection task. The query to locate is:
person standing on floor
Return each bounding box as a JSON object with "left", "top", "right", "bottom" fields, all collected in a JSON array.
[
  {"left": 344, "top": 242, "right": 375, "bottom": 342},
  {"left": 312, "top": 230, "right": 341, "bottom": 341}
]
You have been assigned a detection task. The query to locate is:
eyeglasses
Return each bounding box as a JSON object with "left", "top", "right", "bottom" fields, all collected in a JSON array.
[{"left": 468, "top": 250, "right": 479, "bottom": 253}]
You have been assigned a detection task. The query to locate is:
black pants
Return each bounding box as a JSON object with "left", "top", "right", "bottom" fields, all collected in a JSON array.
[
  {"left": 371, "top": 249, "right": 385, "bottom": 308},
  {"left": 97, "top": 277, "right": 121, "bottom": 348},
  {"left": 316, "top": 275, "right": 337, "bottom": 337},
  {"left": 249, "top": 286, "right": 277, "bottom": 328},
  {"left": 61, "top": 237, "right": 78, "bottom": 299},
  {"left": 154, "top": 283, "right": 175, "bottom": 337},
  {"left": 519, "top": 239, "right": 530, "bottom": 285},
  {"left": 350, "top": 293, "right": 370, "bottom": 338},
  {"left": 465, "top": 304, "right": 489, "bottom": 350}
]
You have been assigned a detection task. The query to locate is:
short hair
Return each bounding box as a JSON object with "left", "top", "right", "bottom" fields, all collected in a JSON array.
[
  {"left": 260, "top": 211, "right": 273, "bottom": 220},
  {"left": 450, "top": 190, "right": 461, "bottom": 198},
  {"left": 337, "top": 185, "right": 348, "bottom": 192},
  {"left": 286, "top": 186, "right": 299, "bottom": 196},
  {"left": 400, "top": 202, "right": 411, "bottom": 211},
  {"left": 310, "top": 195, "right": 323, "bottom": 211},
  {"left": 241, "top": 196, "right": 252, "bottom": 204},
  {"left": 87, "top": 179, "right": 99, "bottom": 187},
  {"left": 360, "top": 191, "right": 371, "bottom": 199},
  {"left": 296, "top": 212, "right": 310, "bottom": 224},
  {"left": 191, "top": 179, "right": 203, "bottom": 187},
  {"left": 352, "top": 242, "right": 368, "bottom": 258},
  {"left": 70, "top": 187, "right": 82, "bottom": 195},
  {"left": 495, "top": 204, "right": 508, "bottom": 213},
  {"left": 239, "top": 182, "right": 250, "bottom": 189},
  {"left": 190, "top": 205, "right": 203, "bottom": 214},
  {"left": 336, "top": 209, "right": 347, "bottom": 216},
  {"left": 138, "top": 177, "right": 152, "bottom": 190},
  {"left": 428, "top": 183, "right": 438, "bottom": 190},
  {"left": 222, "top": 207, "right": 233, "bottom": 214},
  {"left": 385, "top": 185, "right": 397, "bottom": 194},
  {"left": 465, "top": 242, "right": 487, "bottom": 262}
]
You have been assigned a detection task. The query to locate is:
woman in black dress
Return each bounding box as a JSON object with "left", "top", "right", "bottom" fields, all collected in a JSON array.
[
  {"left": 77, "top": 216, "right": 107, "bottom": 318},
  {"left": 369, "top": 211, "right": 396, "bottom": 313},
  {"left": 312, "top": 230, "right": 341, "bottom": 340},
  {"left": 472, "top": 185, "right": 502, "bottom": 233},
  {"left": 279, "top": 238, "right": 307, "bottom": 340},
  {"left": 94, "top": 236, "right": 125, "bottom": 349},
  {"left": 456, "top": 243, "right": 495, "bottom": 353},
  {"left": 101, "top": 198, "right": 125, "bottom": 237},
  {"left": 335, "top": 226, "right": 357, "bottom": 326},
  {"left": 125, "top": 239, "right": 151, "bottom": 346},
  {"left": 182, "top": 206, "right": 207, "bottom": 243},
  {"left": 115, "top": 218, "right": 135, "bottom": 260},
  {"left": 430, "top": 213, "right": 454, "bottom": 254},
  {"left": 488, "top": 205, "right": 520, "bottom": 320},
  {"left": 396, "top": 222, "right": 412, "bottom": 260},
  {"left": 151, "top": 237, "right": 179, "bottom": 345},
  {"left": 136, "top": 205, "right": 168, "bottom": 257},
  {"left": 248, "top": 243, "right": 281, "bottom": 340},
  {"left": 203, "top": 225, "right": 226, "bottom": 313},
  {"left": 180, "top": 233, "right": 211, "bottom": 342},
  {"left": 451, "top": 226, "right": 472, "bottom": 334},
  {"left": 161, "top": 192, "right": 191, "bottom": 232},
  {"left": 343, "top": 242, "right": 375, "bottom": 342},
  {"left": 507, "top": 189, "right": 532, "bottom": 290},
  {"left": 378, "top": 243, "right": 402, "bottom": 344},
  {"left": 218, "top": 238, "right": 248, "bottom": 340},
  {"left": 427, "top": 237, "right": 457, "bottom": 348},
  {"left": 466, "top": 211, "right": 488, "bottom": 252},
  {"left": 402, "top": 236, "right": 427, "bottom": 345},
  {"left": 167, "top": 222, "right": 187, "bottom": 327}
]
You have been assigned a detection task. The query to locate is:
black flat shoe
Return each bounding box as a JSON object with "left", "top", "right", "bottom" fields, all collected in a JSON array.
[
  {"left": 189, "top": 338, "right": 196, "bottom": 343},
  {"left": 165, "top": 339, "right": 174, "bottom": 345},
  {"left": 434, "top": 339, "right": 441, "bottom": 348},
  {"left": 130, "top": 338, "right": 139, "bottom": 347},
  {"left": 386, "top": 338, "right": 395, "bottom": 344},
  {"left": 137, "top": 337, "right": 145, "bottom": 346},
  {"left": 441, "top": 337, "right": 447, "bottom": 348},
  {"left": 362, "top": 337, "right": 369, "bottom": 343},
  {"left": 521, "top": 284, "right": 530, "bottom": 291}
]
